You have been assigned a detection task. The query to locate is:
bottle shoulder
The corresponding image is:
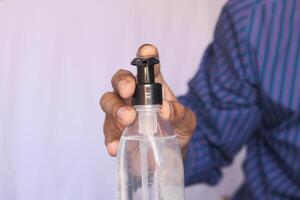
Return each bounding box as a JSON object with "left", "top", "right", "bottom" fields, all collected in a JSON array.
[{"left": 122, "top": 114, "right": 176, "bottom": 138}]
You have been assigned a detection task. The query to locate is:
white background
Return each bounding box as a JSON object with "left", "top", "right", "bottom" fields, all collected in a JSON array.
[{"left": 0, "top": 0, "right": 245, "bottom": 199}]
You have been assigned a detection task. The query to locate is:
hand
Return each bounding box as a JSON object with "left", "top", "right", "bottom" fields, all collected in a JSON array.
[{"left": 100, "top": 44, "right": 197, "bottom": 157}]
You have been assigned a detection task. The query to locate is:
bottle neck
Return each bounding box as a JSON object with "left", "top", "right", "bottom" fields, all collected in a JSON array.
[
  {"left": 133, "top": 105, "right": 160, "bottom": 136},
  {"left": 133, "top": 105, "right": 160, "bottom": 114}
]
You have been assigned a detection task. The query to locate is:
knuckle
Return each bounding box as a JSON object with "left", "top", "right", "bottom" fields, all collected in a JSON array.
[
  {"left": 100, "top": 91, "right": 114, "bottom": 109},
  {"left": 174, "top": 102, "right": 186, "bottom": 121},
  {"left": 111, "top": 102, "right": 125, "bottom": 117}
]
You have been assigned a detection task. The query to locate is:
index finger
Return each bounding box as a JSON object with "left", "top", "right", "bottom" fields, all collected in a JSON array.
[{"left": 111, "top": 69, "right": 136, "bottom": 99}]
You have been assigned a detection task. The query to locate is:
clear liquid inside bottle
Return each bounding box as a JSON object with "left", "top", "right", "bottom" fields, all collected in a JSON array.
[{"left": 117, "top": 105, "right": 184, "bottom": 200}]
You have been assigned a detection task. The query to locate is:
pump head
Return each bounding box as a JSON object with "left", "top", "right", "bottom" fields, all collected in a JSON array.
[{"left": 131, "top": 57, "right": 162, "bottom": 105}]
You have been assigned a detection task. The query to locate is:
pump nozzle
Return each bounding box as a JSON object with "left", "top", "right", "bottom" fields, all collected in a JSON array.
[{"left": 131, "top": 57, "right": 162, "bottom": 105}]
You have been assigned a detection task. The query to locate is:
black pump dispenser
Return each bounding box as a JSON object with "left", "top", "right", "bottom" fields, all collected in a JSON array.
[{"left": 131, "top": 57, "right": 162, "bottom": 105}]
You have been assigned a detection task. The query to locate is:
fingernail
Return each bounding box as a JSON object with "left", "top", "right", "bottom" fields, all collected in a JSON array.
[{"left": 117, "top": 106, "right": 128, "bottom": 121}]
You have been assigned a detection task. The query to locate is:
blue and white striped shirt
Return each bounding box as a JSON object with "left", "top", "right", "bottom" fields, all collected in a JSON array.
[{"left": 179, "top": 0, "right": 300, "bottom": 199}]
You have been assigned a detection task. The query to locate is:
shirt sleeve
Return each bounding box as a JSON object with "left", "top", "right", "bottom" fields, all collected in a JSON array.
[{"left": 178, "top": 2, "right": 262, "bottom": 186}]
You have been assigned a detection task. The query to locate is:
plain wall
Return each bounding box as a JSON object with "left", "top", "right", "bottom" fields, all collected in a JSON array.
[{"left": 0, "top": 0, "right": 245, "bottom": 199}]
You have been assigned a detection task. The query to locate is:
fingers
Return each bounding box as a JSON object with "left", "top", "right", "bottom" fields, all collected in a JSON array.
[
  {"left": 160, "top": 100, "right": 197, "bottom": 147},
  {"left": 100, "top": 91, "right": 136, "bottom": 126},
  {"left": 101, "top": 43, "right": 188, "bottom": 157},
  {"left": 111, "top": 69, "right": 136, "bottom": 99},
  {"left": 100, "top": 91, "right": 136, "bottom": 156},
  {"left": 171, "top": 101, "right": 197, "bottom": 134}
]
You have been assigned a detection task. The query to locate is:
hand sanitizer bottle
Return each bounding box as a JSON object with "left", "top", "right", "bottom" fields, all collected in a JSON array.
[{"left": 116, "top": 57, "right": 184, "bottom": 200}]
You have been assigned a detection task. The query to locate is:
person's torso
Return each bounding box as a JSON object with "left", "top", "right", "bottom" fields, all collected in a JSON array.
[{"left": 237, "top": 0, "right": 300, "bottom": 199}]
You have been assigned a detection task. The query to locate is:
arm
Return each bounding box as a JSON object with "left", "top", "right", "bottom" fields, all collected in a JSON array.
[{"left": 179, "top": 3, "right": 262, "bottom": 186}]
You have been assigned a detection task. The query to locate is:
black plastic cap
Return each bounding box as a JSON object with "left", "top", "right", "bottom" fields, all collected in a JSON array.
[{"left": 131, "top": 57, "right": 162, "bottom": 105}]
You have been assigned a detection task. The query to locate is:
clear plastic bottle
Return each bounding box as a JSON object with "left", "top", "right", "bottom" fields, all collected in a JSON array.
[{"left": 116, "top": 57, "right": 184, "bottom": 200}]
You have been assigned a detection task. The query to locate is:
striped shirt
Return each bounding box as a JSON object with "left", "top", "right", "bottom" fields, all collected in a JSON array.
[{"left": 178, "top": 0, "right": 300, "bottom": 199}]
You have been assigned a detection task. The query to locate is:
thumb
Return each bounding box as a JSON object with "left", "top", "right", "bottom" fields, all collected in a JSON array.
[
  {"left": 136, "top": 44, "right": 176, "bottom": 101},
  {"left": 136, "top": 44, "right": 161, "bottom": 78}
]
